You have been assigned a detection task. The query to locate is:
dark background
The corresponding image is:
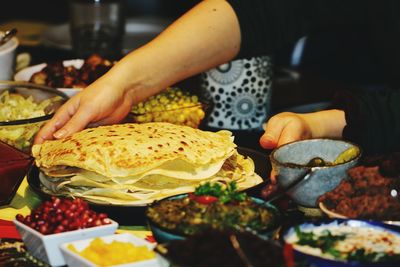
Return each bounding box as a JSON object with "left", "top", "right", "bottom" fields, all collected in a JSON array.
[
  {"left": 1, "top": 0, "right": 383, "bottom": 86},
  {"left": 2, "top": 0, "right": 385, "bottom": 115},
  {"left": 0, "top": 0, "right": 199, "bottom": 23}
]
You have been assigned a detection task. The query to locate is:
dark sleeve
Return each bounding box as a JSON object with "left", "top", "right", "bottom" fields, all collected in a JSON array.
[
  {"left": 227, "top": 0, "right": 368, "bottom": 59},
  {"left": 333, "top": 88, "right": 400, "bottom": 155}
]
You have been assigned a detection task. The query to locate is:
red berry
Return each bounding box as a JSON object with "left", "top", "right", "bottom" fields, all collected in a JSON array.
[{"left": 16, "top": 214, "right": 24, "bottom": 221}]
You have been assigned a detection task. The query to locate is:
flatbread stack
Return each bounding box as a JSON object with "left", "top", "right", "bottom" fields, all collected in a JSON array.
[{"left": 32, "top": 122, "right": 263, "bottom": 206}]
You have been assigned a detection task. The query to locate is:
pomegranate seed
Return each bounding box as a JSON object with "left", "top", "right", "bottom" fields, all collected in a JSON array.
[{"left": 16, "top": 197, "right": 111, "bottom": 235}]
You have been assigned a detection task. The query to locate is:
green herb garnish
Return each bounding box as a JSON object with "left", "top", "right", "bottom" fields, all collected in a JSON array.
[
  {"left": 294, "top": 226, "right": 400, "bottom": 263},
  {"left": 295, "top": 226, "right": 347, "bottom": 260},
  {"left": 194, "top": 181, "right": 247, "bottom": 203}
]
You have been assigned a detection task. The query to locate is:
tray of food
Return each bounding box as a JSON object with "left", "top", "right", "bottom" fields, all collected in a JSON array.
[
  {"left": 146, "top": 181, "right": 281, "bottom": 243},
  {"left": 318, "top": 163, "right": 400, "bottom": 225},
  {"left": 27, "top": 122, "right": 269, "bottom": 224},
  {"left": 14, "top": 54, "right": 114, "bottom": 97}
]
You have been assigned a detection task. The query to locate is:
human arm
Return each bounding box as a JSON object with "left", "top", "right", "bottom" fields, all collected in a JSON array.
[
  {"left": 34, "top": 0, "right": 241, "bottom": 144},
  {"left": 260, "top": 88, "right": 400, "bottom": 155}
]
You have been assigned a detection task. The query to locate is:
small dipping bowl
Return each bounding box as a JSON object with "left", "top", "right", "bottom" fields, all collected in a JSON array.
[{"left": 270, "top": 138, "right": 361, "bottom": 207}]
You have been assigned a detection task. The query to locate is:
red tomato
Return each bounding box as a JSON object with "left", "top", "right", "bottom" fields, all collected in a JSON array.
[{"left": 188, "top": 193, "right": 218, "bottom": 204}]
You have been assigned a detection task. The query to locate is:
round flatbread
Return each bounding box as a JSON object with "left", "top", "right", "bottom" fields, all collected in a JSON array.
[{"left": 32, "top": 122, "right": 236, "bottom": 178}]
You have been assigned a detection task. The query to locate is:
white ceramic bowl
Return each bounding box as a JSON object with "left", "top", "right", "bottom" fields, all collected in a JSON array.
[
  {"left": 0, "top": 36, "right": 18, "bottom": 80},
  {"left": 13, "top": 219, "right": 118, "bottom": 267},
  {"left": 14, "top": 59, "right": 84, "bottom": 97},
  {"left": 60, "top": 233, "right": 166, "bottom": 267},
  {"left": 284, "top": 219, "right": 400, "bottom": 267}
]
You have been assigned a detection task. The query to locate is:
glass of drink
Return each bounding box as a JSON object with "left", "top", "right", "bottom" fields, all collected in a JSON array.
[{"left": 69, "top": 0, "right": 125, "bottom": 60}]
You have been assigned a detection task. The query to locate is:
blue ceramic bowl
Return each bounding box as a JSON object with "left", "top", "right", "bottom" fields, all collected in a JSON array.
[
  {"left": 284, "top": 219, "right": 400, "bottom": 267},
  {"left": 270, "top": 139, "right": 361, "bottom": 207},
  {"left": 145, "top": 194, "right": 281, "bottom": 244}
]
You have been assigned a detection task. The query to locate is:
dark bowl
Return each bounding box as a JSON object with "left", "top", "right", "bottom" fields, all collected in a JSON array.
[
  {"left": 155, "top": 230, "right": 285, "bottom": 267},
  {"left": 146, "top": 193, "right": 282, "bottom": 244}
]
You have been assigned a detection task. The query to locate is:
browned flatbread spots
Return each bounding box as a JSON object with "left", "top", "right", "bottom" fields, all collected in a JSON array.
[{"left": 32, "top": 122, "right": 236, "bottom": 177}]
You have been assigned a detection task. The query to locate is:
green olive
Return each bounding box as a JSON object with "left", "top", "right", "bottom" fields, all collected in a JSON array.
[{"left": 307, "top": 157, "right": 329, "bottom": 167}]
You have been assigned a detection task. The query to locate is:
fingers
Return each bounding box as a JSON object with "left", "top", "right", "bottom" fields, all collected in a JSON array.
[
  {"left": 34, "top": 119, "right": 61, "bottom": 145},
  {"left": 53, "top": 105, "right": 96, "bottom": 139},
  {"left": 276, "top": 125, "right": 305, "bottom": 147},
  {"left": 34, "top": 96, "right": 95, "bottom": 144},
  {"left": 270, "top": 169, "right": 277, "bottom": 184},
  {"left": 259, "top": 114, "right": 288, "bottom": 149},
  {"left": 34, "top": 98, "right": 79, "bottom": 145},
  {"left": 260, "top": 112, "right": 311, "bottom": 149}
]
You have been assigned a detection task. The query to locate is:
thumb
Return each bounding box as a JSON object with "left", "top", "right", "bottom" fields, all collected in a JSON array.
[{"left": 259, "top": 117, "right": 287, "bottom": 149}]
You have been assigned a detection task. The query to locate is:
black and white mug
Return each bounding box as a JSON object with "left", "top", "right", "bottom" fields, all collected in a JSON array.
[{"left": 201, "top": 55, "right": 273, "bottom": 130}]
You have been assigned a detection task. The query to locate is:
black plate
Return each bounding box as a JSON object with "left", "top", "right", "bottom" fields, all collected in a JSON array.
[{"left": 27, "top": 147, "right": 271, "bottom": 225}]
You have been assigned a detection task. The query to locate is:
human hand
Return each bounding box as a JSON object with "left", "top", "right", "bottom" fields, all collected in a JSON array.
[
  {"left": 34, "top": 78, "right": 135, "bottom": 145},
  {"left": 259, "top": 112, "right": 313, "bottom": 150},
  {"left": 259, "top": 112, "right": 312, "bottom": 186},
  {"left": 260, "top": 110, "right": 346, "bottom": 185}
]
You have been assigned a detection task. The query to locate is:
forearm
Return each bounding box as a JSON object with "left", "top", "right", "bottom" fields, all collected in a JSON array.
[
  {"left": 302, "top": 109, "right": 346, "bottom": 139},
  {"left": 104, "top": 0, "right": 241, "bottom": 103}
]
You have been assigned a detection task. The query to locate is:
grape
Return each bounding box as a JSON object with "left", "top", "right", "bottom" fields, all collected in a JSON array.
[{"left": 130, "top": 87, "right": 205, "bottom": 128}]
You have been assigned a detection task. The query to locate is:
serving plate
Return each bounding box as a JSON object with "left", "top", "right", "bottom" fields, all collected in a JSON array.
[
  {"left": 27, "top": 147, "right": 270, "bottom": 225},
  {"left": 284, "top": 219, "right": 400, "bottom": 267},
  {"left": 319, "top": 202, "right": 400, "bottom": 226},
  {"left": 14, "top": 59, "right": 84, "bottom": 97}
]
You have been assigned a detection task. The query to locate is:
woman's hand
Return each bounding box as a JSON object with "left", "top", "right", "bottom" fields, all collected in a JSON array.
[{"left": 33, "top": 77, "right": 136, "bottom": 145}]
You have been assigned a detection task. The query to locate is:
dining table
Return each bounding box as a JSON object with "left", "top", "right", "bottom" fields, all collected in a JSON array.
[{"left": 0, "top": 19, "right": 349, "bottom": 266}]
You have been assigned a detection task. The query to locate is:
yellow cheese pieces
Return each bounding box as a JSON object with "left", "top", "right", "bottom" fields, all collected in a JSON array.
[{"left": 68, "top": 237, "right": 155, "bottom": 266}]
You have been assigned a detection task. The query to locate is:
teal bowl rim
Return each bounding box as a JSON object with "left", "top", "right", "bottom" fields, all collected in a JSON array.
[
  {"left": 269, "top": 138, "right": 362, "bottom": 169},
  {"left": 145, "top": 193, "right": 282, "bottom": 239}
]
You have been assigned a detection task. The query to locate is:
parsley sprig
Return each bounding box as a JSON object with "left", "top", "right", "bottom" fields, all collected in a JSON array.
[{"left": 194, "top": 182, "right": 247, "bottom": 203}]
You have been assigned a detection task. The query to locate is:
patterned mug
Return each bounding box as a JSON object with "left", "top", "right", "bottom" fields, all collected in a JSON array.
[{"left": 201, "top": 55, "right": 273, "bottom": 130}]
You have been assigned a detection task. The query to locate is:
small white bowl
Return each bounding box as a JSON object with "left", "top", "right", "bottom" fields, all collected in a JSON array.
[
  {"left": 14, "top": 59, "right": 84, "bottom": 97},
  {"left": 13, "top": 219, "right": 118, "bottom": 267},
  {"left": 0, "top": 36, "right": 18, "bottom": 80},
  {"left": 60, "top": 233, "right": 165, "bottom": 267}
]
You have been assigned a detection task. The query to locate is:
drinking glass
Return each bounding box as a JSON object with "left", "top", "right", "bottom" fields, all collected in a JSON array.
[{"left": 69, "top": 0, "right": 125, "bottom": 59}]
